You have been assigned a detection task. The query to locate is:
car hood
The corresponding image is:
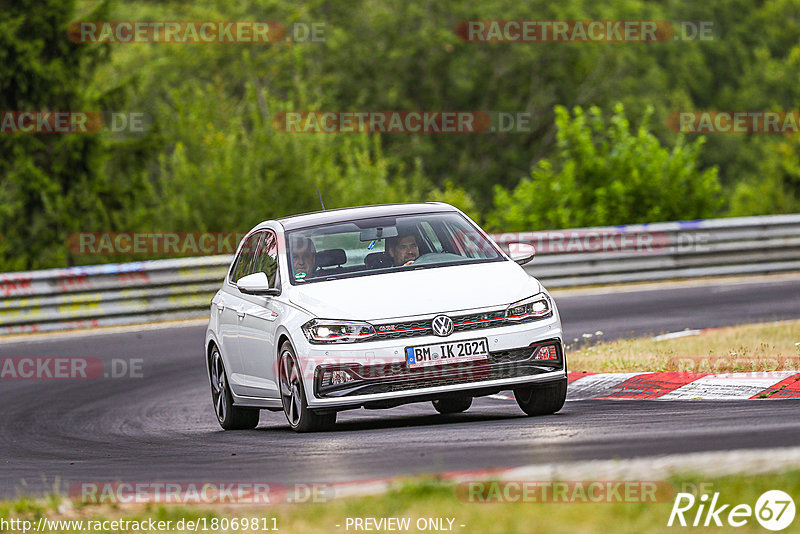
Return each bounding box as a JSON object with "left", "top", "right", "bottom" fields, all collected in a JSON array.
[{"left": 288, "top": 260, "right": 541, "bottom": 321}]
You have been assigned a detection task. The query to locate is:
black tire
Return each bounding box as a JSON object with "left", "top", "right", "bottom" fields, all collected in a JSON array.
[
  {"left": 209, "top": 346, "right": 260, "bottom": 430},
  {"left": 432, "top": 396, "right": 472, "bottom": 414},
  {"left": 514, "top": 378, "right": 567, "bottom": 416},
  {"left": 279, "top": 342, "right": 337, "bottom": 433}
]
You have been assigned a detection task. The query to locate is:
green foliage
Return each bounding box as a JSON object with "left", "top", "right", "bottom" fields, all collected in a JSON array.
[
  {"left": 154, "top": 103, "right": 415, "bottom": 227},
  {"left": 127, "top": 74, "right": 456, "bottom": 233},
  {"left": 0, "top": 0, "right": 156, "bottom": 270},
  {"left": 729, "top": 136, "right": 800, "bottom": 216},
  {"left": 427, "top": 180, "right": 481, "bottom": 223},
  {"left": 3, "top": 0, "right": 800, "bottom": 270},
  {"left": 488, "top": 104, "right": 723, "bottom": 231},
  {"left": 0, "top": 0, "right": 107, "bottom": 269}
]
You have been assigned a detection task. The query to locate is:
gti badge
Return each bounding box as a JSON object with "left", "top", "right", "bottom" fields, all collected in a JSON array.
[{"left": 431, "top": 315, "right": 454, "bottom": 337}]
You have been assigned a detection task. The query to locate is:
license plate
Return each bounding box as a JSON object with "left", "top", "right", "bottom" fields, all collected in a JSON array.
[{"left": 405, "top": 338, "right": 490, "bottom": 368}]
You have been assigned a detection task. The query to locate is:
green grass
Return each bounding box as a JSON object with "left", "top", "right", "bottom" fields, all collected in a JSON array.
[
  {"left": 568, "top": 319, "right": 800, "bottom": 373},
  {"left": 3, "top": 471, "right": 799, "bottom": 533}
]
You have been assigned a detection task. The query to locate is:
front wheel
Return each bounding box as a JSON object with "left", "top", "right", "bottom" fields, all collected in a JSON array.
[
  {"left": 279, "top": 342, "right": 337, "bottom": 432},
  {"left": 514, "top": 378, "right": 567, "bottom": 416},
  {"left": 209, "top": 347, "right": 260, "bottom": 430}
]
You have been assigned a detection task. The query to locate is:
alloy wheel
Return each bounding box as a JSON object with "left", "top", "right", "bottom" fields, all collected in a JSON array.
[
  {"left": 211, "top": 350, "right": 227, "bottom": 423},
  {"left": 280, "top": 351, "right": 302, "bottom": 427}
]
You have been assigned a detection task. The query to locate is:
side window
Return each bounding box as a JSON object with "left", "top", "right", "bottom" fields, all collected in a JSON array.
[
  {"left": 252, "top": 231, "right": 280, "bottom": 289},
  {"left": 230, "top": 232, "right": 264, "bottom": 283}
]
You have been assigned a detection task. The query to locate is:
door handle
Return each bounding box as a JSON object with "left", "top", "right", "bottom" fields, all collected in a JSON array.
[
  {"left": 236, "top": 310, "right": 246, "bottom": 320},
  {"left": 217, "top": 304, "right": 225, "bottom": 314}
]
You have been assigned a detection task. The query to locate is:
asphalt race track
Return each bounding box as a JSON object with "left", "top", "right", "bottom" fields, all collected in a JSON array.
[
  {"left": 557, "top": 276, "right": 800, "bottom": 343},
  {"left": 1, "top": 277, "right": 799, "bottom": 497}
]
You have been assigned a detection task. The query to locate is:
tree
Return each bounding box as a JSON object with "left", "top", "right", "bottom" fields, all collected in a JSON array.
[
  {"left": 488, "top": 104, "right": 723, "bottom": 231},
  {"left": 0, "top": 0, "right": 139, "bottom": 270}
]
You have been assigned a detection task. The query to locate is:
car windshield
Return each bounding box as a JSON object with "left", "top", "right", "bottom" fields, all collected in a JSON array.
[{"left": 286, "top": 212, "right": 504, "bottom": 284}]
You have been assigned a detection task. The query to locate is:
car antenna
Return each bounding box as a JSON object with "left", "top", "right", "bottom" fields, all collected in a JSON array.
[{"left": 317, "top": 189, "right": 326, "bottom": 211}]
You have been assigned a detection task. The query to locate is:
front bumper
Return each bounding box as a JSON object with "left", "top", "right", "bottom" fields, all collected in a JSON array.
[
  {"left": 301, "top": 317, "right": 565, "bottom": 409},
  {"left": 316, "top": 338, "right": 564, "bottom": 398}
]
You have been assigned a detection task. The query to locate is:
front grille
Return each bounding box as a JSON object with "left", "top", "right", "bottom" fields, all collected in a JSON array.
[
  {"left": 453, "top": 310, "right": 508, "bottom": 332},
  {"left": 372, "top": 308, "right": 550, "bottom": 341},
  {"left": 374, "top": 319, "right": 432, "bottom": 339},
  {"left": 324, "top": 362, "right": 553, "bottom": 396},
  {"left": 490, "top": 347, "right": 539, "bottom": 364},
  {"left": 328, "top": 346, "right": 536, "bottom": 381}
]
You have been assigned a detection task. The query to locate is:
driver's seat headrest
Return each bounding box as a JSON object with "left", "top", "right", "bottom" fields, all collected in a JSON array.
[
  {"left": 365, "top": 252, "right": 392, "bottom": 269},
  {"left": 316, "top": 248, "right": 347, "bottom": 267}
]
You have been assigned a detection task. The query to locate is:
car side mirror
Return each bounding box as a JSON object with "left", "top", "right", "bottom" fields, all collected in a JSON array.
[
  {"left": 508, "top": 242, "right": 535, "bottom": 265},
  {"left": 237, "top": 272, "right": 280, "bottom": 296}
]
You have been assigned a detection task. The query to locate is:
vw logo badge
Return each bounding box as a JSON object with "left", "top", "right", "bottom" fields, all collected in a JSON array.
[{"left": 431, "top": 315, "right": 454, "bottom": 337}]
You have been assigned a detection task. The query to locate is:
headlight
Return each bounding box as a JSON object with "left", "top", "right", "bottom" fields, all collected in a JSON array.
[
  {"left": 302, "top": 319, "right": 376, "bottom": 344},
  {"left": 505, "top": 294, "right": 552, "bottom": 321}
]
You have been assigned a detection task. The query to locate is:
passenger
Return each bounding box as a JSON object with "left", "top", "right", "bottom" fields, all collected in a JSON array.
[
  {"left": 385, "top": 231, "right": 420, "bottom": 266},
  {"left": 290, "top": 236, "right": 317, "bottom": 278}
]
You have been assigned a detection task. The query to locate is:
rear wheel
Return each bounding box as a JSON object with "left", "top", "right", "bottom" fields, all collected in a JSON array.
[
  {"left": 209, "top": 347, "right": 260, "bottom": 430},
  {"left": 432, "top": 396, "right": 472, "bottom": 414},
  {"left": 279, "top": 342, "right": 337, "bottom": 432},
  {"left": 514, "top": 378, "right": 567, "bottom": 416}
]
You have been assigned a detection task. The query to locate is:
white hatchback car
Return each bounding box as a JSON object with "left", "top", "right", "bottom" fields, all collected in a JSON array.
[{"left": 205, "top": 203, "right": 567, "bottom": 432}]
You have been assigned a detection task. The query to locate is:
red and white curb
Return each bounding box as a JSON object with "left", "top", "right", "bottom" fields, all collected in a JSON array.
[{"left": 567, "top": 371, "right": 800, "bottom": 400}]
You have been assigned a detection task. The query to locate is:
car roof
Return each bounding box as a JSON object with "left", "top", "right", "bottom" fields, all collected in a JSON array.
[{"left": 275, "top": 202, "right": 457, "bottom": 231}]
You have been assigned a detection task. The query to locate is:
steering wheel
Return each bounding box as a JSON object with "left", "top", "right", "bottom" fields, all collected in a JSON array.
[{"left": 408, "top": 252, "right": 462, "bottom": 266}]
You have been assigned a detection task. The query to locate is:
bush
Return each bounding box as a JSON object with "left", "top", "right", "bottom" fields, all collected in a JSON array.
[{"left": 488, "top": 104, "right": 723, "bottom": 231}]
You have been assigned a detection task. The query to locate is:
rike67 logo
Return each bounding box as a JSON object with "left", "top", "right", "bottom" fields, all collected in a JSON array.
[{"left": 668, "top": 490, "right": 795, "bottom": 530}]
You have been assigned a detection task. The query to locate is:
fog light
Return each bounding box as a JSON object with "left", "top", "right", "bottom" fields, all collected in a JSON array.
[
  {"left": 533, "top": 345, "right": 558, "bottom": 360},
  {"left": 321, "top": 369, "right": 355, "bottom": 387},
  {"left": 331, "top": 370, "right": 353, "bottom": 384}
]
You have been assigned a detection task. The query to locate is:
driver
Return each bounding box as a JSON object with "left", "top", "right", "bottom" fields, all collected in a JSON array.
[
  {"left": 386, "top": 231, "right": 420, "bottom": 266},
  {"left": 290, "top": 236, "right": 317, "bottom": 279}
]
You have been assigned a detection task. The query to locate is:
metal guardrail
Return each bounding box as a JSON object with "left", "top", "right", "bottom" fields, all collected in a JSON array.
[
  {"left": 493, "top": 213, "right": 800, "bottom": 286},
  {"left": 1, "top": 214, "right": 799, "bottom": 335},
  {"left": 0, "top": 257, "right": 231, "bottom": 335}
]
